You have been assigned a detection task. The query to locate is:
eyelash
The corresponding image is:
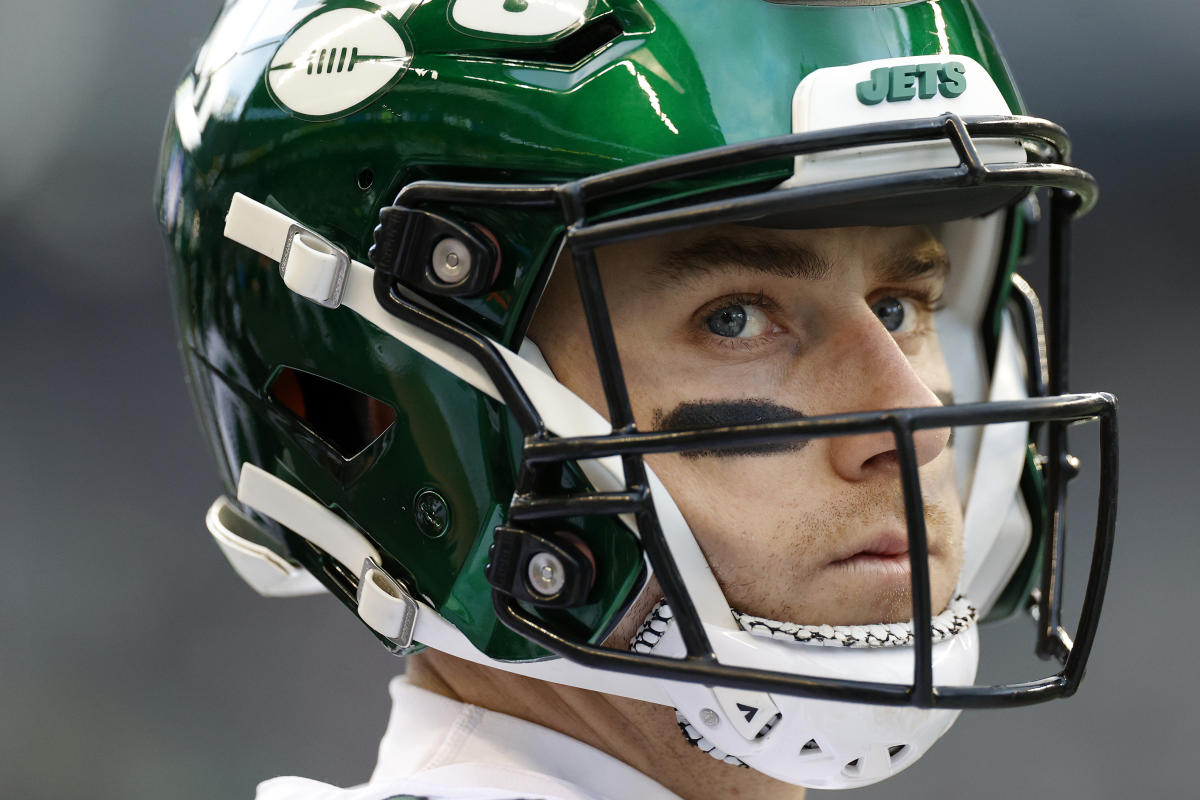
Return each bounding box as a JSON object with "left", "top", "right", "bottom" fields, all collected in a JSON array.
[
  {"left": 886, "top": 285, "right": 946, "bottom": 313},
  {"left": 695, "top": 285, "right": 945, "bottom": 352},
  {"left": 871, "top": 286, "right": 945, "bottom": 337},
  {"left": 696, "top": 291, "right": 782, "bottom": 351}
]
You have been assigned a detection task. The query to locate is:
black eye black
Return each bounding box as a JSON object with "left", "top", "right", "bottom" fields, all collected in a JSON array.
[
  {"left": 707, "top": 305, "right": 747, "bottom": 337},
  {"left": 871, "top": 296, "right": 905, "bottom": 332}
]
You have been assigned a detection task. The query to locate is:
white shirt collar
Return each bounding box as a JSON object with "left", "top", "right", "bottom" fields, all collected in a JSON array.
[{"left": 370, "top": 676, "right": 682, "bottom": 800}]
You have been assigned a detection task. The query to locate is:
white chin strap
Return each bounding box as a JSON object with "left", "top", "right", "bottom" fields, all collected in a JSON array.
[
  {"left": 630, "top": 599, "right": 979, "bottom": 789},
  {"left": 216, "top": 462, "right": 668, "bottom": 703}
]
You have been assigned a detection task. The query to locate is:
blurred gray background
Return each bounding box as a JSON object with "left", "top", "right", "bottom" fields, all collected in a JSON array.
[{"left": 1, "top": 1, "right": 1193, "bottom": 797}]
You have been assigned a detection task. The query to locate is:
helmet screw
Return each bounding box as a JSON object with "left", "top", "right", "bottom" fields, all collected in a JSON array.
[
  {"left": 431, "top": 238, "right": 471, "bottom": 285},
  {"left": 1064, "top": 453, "right": 1082, "bottom": 480},
  {"left": 526, "top": 551, "right": 566, "bottom": 597},
  {"left": 414, "top": 489, "right": 449, "bottom": 538},
  {"left": 699, "top": 708, "right": 721, "bottom": 728}
]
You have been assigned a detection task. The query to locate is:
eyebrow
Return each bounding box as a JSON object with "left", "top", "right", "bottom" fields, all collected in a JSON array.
[
  {"left": 650, "top": 234, "right": 950, "bottom": 287},
  {"left": 654, "top": 236, "right": 831, "bottom": 286},
  {"left": 876, "top": 240, "right": 951, "bottom": 285}
]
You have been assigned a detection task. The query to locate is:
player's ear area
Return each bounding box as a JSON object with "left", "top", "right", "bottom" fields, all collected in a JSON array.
[
  {"left": 525, "top": 247, "right": 581, "bottom": 345},
  {"left": 523, "top": 247, "right": 620, "bottom": 421},
  {"left": 524, "top": 230, "right": 688, "bottom": 410}
]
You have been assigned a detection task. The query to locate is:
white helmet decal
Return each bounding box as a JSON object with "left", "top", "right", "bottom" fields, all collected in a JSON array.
[{"left": 267, "top": 7, "right": 412, "bottom": 119}]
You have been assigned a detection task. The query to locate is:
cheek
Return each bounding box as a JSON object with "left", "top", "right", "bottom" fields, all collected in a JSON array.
[
  {"left": 645, "top": 449, "right": 835, "bottom": 616},
  {"left": 644, "top": 450, "right": 825, "bottom": 559},
  {"left": 650, "top": 451, "right": 806, "bottom": 506},
  {"left": 915, "top": 332, "right": 954, "bottom": 394}
]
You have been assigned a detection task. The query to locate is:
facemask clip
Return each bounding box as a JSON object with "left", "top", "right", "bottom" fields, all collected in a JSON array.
[
  {"left": 486, "top": 526, "right": 595, "bottom": 608},
  {"left": 371, "top": 206, "right": 499, "bottom": 297}
]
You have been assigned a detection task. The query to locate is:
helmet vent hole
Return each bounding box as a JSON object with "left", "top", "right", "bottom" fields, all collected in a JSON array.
[
  {"left": 888, "top": 744, "right": 910, "bottom": 763},
  {"left": 754, "top": 711, "right": 783, "bottom": 739},
  {"left": 268, "top": 367, "right": 397, "bottom": 460},
  {"left": 798, "top": 738, "right": 822, "bottom": 757},
  {"left": 357, "top": 168, "right": 374, "bottom": 191},
  {"left": 843, "top": 758, "right": 861, "bottom": 777}
]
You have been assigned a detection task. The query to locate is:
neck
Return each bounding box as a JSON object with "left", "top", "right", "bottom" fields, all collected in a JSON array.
[{"left": 406, "top": 650, "right": 806, "bottom": 800}]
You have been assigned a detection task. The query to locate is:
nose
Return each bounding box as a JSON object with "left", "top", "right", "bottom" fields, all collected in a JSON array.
[{"left": 824, "top": 313, "right": 950, "bottom": 483}]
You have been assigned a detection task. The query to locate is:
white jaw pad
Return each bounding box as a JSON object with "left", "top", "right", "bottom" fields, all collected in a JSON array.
[
  {"left": 633, "top": 601, "right": 978, "bottom": 789},
  {"left": 931, "top": 211, "right": 1034, "bottom": 618}
]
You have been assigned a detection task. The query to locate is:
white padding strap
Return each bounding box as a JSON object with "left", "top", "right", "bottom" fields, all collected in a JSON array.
[
  {"left": 223, "top": 193, "right": 607, "bottom": 431},
  {"left": 238, "top": 463, "right": 418, "bottom": 642},
  {"left": 235, "top": 461, "right": 667, "bottom": 703},
  {"left": 223, "top": 196, "right": 670, "bottom": 702},
  {"left": 237, "top": 463, "right": 380, "bottom": 574},
  {"left": 960, "top": 316, "right": 1032, "bottom": 614},
  {"left": 223, "top": 193, "right": 621, "bottom": 492},
  {"left": 225, "top": 193, "right": 295, "bottom": 263},
  {"left": 205, "top": 495, "right": 325, "bottom": 597}
]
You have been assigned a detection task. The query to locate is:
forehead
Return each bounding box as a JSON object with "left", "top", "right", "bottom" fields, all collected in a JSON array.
[{"left": 594, "top": 223, "right": 948, "bottom": 287}]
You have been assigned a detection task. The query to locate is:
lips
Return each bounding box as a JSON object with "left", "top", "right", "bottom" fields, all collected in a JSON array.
[
  {"left": 822, "top": 533, "right": 918, "bottom": 584},
  {"left": 829, "top": 532, "right": 911, "bottom": 565}
]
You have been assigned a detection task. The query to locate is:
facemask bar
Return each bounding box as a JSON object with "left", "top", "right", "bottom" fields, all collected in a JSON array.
[
  {"left": 514, "top": 395, "right": 1116, "bottom": 709},
  {"left": 369, "top": 112, "right": 1116, "bottom": 710}
]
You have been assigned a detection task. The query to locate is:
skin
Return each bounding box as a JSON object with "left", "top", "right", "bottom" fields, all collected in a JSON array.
[{"left": 410, "top": 223, "right": 964, "bottom": 799}]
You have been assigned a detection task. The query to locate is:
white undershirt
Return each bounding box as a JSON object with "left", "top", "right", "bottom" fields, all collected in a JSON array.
[{"left": 255, "top": 677, "right": 682, "bottom": 800}]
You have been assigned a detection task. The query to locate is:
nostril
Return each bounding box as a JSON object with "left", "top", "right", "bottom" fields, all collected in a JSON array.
[{"left": 861, "top": 450, "right": 901, "bottom": 473}]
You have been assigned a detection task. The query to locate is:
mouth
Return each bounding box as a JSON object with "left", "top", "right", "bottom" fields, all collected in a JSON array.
[{"left": 827, "top": 532, "right": 913, "bottom": 578}]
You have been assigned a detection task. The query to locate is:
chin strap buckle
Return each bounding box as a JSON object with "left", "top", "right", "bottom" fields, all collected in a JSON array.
[
  {"left": 224, "top": 193, "right": 353, "bottom": 308},
  {"left": 235, "top": 462, "right": 420, "bottom": 650},
  {"left": 278, "top": 224, "right": 351, "bottom": 308},
  {"left": 357, "top": 557, "right": 419, "bottom": 649}
]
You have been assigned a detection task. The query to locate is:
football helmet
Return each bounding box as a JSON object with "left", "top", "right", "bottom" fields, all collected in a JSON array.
[{"left": 157, "top": 0, "right": 1117, "bottom": 789}]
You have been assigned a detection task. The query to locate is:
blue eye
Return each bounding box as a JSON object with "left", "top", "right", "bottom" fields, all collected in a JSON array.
[
  {"left": 707, "top": 305, "right": 748, "bottom": 337},
  {"left": 871, "top": 296, "right": 918, "bottom": 334},
  {"left": 705, "top": 303, "right": 773, "bottom": 339}
]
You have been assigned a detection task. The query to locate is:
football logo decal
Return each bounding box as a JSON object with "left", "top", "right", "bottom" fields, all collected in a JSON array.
[{"left": 267, "top": 8, "right": 411, "bottom": 120}]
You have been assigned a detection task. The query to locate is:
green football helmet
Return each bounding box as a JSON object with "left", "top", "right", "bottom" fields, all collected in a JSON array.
[{"left": 157, "top": 0, "right": 1117, "bottom": 789}]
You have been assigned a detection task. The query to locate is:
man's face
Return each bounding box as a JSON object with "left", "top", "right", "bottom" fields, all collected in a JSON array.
[{"left": 529, "top": 224, "right": 963, "bottom": 626}]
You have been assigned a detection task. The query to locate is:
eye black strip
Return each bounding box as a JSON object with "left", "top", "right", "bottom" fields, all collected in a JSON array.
[{"left": 653, "top": 399, "right": 809, "bottom": 458}]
